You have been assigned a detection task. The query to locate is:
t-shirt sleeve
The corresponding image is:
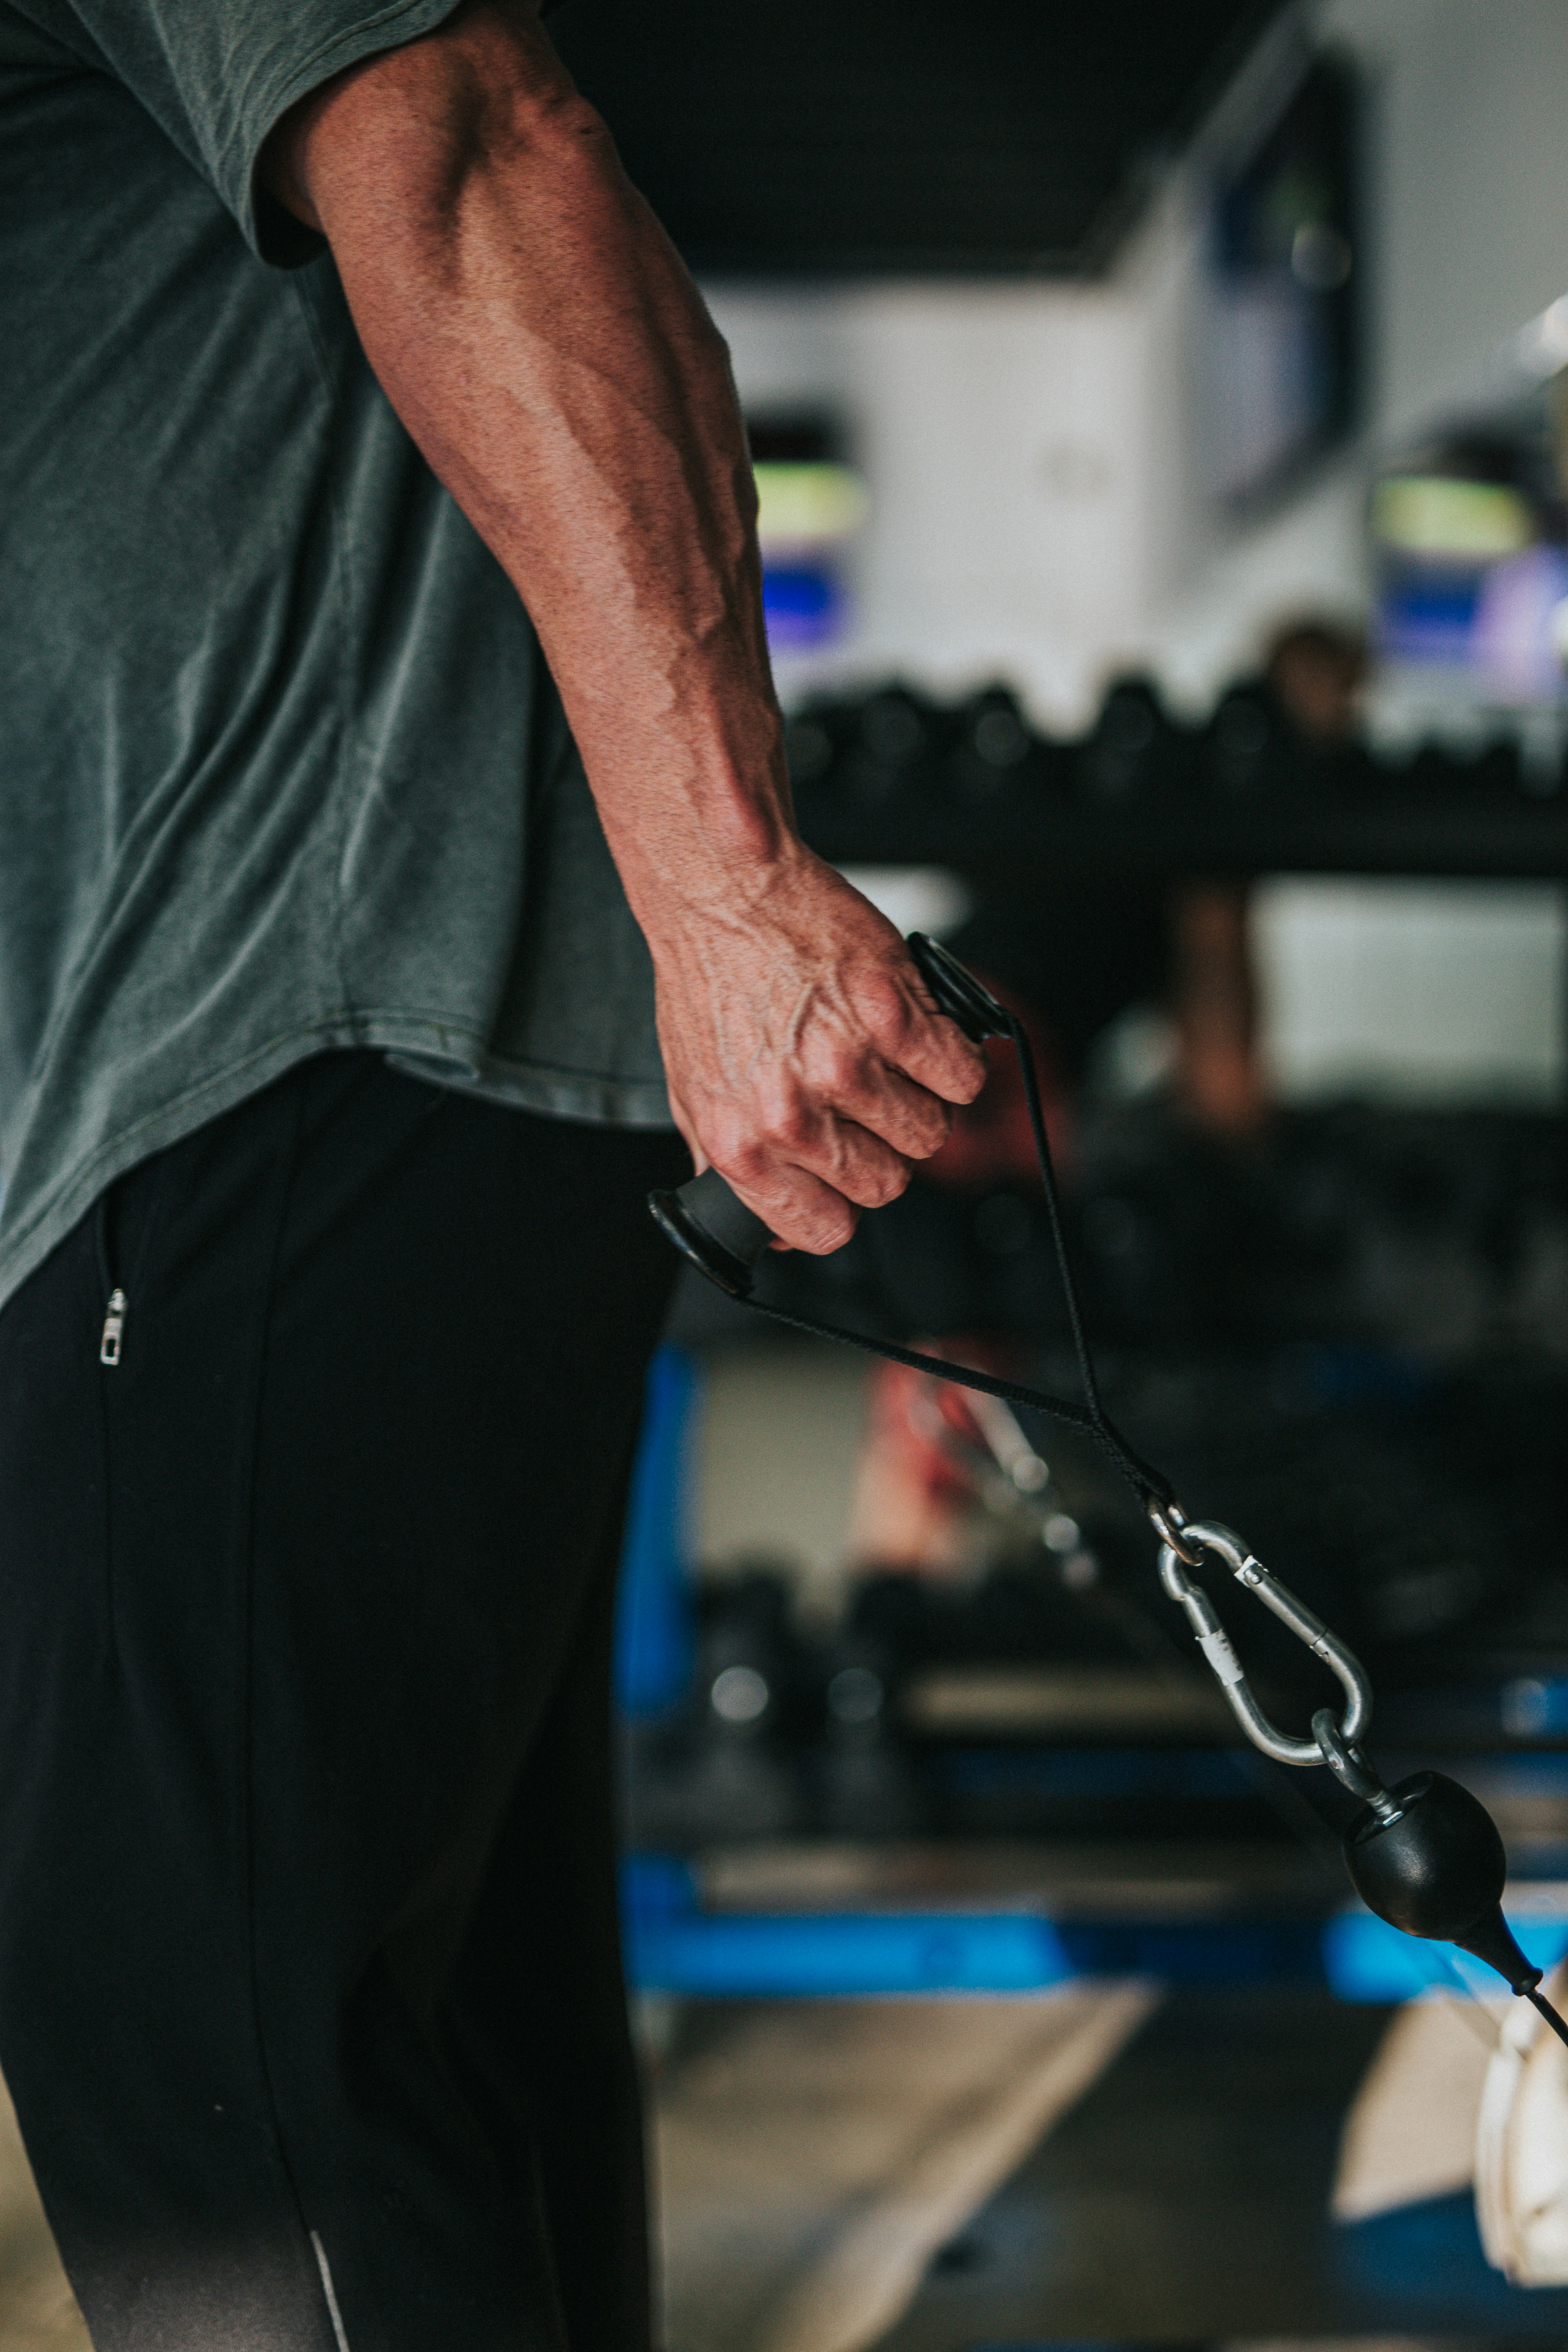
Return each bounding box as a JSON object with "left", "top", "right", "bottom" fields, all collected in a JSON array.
[{"left": 51, "top": 0, "right": 469, "bottom": 264}]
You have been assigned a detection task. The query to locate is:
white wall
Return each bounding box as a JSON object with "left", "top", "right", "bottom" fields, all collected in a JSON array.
[
  {"left": 1257, "top": 878, "right": 1566, "bottom": 1104},
  {"left": 1333, "top": 0, "right": 1568, "bottom": 438},
  {"left": 710, "top": 281, "right": 1151, "bottom": 730},
  {"left": 707, "top": 0, "right": 1568, "bottom": 721}
]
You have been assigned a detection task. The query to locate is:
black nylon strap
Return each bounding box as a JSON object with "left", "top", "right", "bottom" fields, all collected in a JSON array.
[
  {"left": 998, "top": 1007, "right": 1173, "bottom": 1504},
  {"left": 728, "top": 999, "right": 1176, "bottom": 1511},
  {"left": 727, "top": 1288, "right": 1174, "bottom": 1504}
]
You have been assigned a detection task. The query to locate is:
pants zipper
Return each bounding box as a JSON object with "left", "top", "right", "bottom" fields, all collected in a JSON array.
[{"left": 99, "top": 1288, "right": 127, "bottom": 1367}]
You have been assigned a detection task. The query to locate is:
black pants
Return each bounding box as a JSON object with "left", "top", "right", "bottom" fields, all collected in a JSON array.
[{"left": 0, "top": 1054, "right": 684, "bottom": 2351}]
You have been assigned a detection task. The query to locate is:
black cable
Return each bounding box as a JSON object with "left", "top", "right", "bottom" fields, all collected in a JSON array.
[
  {"left": 731, "top": 1293, "right": 1174, "bottom": 1503},
  {"left": 1004, "top": 1010, "right": 1114, "bottom": 1456},
  {"left": 1526, "top": 1986, "right": 1568, "bottom": 2052}
]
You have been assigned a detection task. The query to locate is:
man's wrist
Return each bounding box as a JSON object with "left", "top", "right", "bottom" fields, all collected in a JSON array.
[
  {"left": 590, "top": 713, "right": 805, "bottom": 924},
  {"left": 617, "top": 819, "right": 817, "bottom": 945}
]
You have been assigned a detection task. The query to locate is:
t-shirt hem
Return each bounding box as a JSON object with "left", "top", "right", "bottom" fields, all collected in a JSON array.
[{"left": 0, "top": 1011, "right": 672, "bottom": 1324}]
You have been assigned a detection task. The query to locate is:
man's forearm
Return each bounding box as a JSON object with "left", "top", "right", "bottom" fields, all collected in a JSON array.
[
  {"left": 264, "top": 0, "right": 984, "bottom": 1248},
  {"left": 266, "top": 0, "right": 792, "bottom": 925}
]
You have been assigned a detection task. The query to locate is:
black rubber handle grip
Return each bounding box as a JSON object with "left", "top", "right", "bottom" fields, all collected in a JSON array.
[
  {"left": 648, "top": 1165, "right": 775, "bottom": 1298},
  {"left": 648, "top": 933, "right": 1010, "bottom": 1297}
]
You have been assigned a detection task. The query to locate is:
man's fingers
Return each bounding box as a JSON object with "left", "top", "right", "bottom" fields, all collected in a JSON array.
[
  {"left": 902, "top": 1021, "right": 988, "bottom": 1107},
  {"left": 923, "top": 1032, "right": 989, "bottom": 1106},
  {"left": 849, "top": 963, "right": 988, "bottom": 1107},
  {"left": 704, "top": 1091, "right": 924, "bottom": 1252},
  {"left": 821, "top": 1055, "right": 955, "bottom": 1164},
  {"left": 760, "top": 1170, "right": 861, "bottom": 1256},
  {"left": 715, "top": 1104, "right": 912, "bottom": 1213},
  {"left": 711, "top": 1154, "right": 864, "bottom": 1257},
  {"left": 692, "top": 989, "right": 991, "bottom": 1256}
]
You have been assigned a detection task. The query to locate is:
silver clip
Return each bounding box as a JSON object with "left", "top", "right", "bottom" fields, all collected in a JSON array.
[{"left": 1155, "top": 1515, "right": 1373, "bottom": 1767}]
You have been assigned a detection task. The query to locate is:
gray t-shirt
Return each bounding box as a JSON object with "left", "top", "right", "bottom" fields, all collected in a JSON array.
[{"left": 0, "top": 0, "right": 671, "bottom": 1319}]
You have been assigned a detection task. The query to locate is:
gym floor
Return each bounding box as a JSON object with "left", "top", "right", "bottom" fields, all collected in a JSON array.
[
  {"left": 634, "top": 1338, "right": 1568, "bottom": 2350},
  {"left": 648, "top": 1984, "right": 1568, "bottom": 2351},
  {"left": 3, "top": 1981, "right": 1563, "bottom": 2349}
]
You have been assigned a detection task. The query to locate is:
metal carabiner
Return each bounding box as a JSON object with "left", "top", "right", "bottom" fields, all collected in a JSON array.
[{"left": 1151, "top": 1510, "right": 1373, "bottom": 1767}]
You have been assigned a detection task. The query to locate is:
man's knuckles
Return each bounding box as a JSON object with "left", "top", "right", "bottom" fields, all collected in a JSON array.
[
  {"left": 854, "top": 1159, "right": 910, "bottom": 1210},
  {"left": 852, "top": 970, "right": 987, "bottom": 1105},
  {"left": 948, "top": 1043, "right": 989, "bottom": 1102},
  {"left": 779, "top": 1200, "right": 859, "bottom": 1256},
  {"left": 742, "top": 1167, "right": 860, "bottom": 1256},
  {"left": 906, "top": 1033, "right": 987, "bottom": 1106},
  {"left": 808, "top": 1038, "right": 877, "bottom": 1105},
  {"left": 757, "top": 1093, "right": 821, "bottom": 1154}
]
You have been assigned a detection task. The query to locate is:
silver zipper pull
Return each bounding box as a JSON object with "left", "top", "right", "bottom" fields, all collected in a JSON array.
[{"left": 100, "top": 1288, "right": 127, "bottom": 1367}]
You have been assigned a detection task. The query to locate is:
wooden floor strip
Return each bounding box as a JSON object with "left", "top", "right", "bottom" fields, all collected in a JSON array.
[
  {"left": 0, "top": 2076, "right": 88, "bottom": 2349},
  {"left": 655, "top": 1985, "right": 1161, "bottom": 2352}
]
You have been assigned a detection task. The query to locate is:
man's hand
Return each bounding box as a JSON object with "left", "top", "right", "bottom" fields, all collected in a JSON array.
[
  {"left": 261, "top": 0, "right": 983, "bottom": 1244},
  {"left": 654, "top": 850, "right": 983, "bottom": 1253}
]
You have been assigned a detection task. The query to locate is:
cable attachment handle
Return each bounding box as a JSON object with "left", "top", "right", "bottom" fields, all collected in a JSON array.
[{"left": 1152, "top": 1509, "right": 1373, "bottom": 1767}]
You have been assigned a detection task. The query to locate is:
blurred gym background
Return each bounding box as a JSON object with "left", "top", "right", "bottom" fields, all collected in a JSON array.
[
  {"left": 568, "top": 1, "right": 1568, "bottom": 2347},
  {"left": 8, "top": 1, "right": 1568, "bottom": 2348}
]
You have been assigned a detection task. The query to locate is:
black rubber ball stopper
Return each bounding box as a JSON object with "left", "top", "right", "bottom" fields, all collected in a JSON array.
[{"left": 1344, "top": 1770, "right": 1540, "bottom": 1994}]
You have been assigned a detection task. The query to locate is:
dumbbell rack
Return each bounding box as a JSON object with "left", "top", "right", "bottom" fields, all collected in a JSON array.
[
  {"left": 782, "top": 674, "right": 1568, "bottom": 877},
  {"left": 799, "top": 786, "right": 1568, "bottom": 885},
  {"left": 790, "top": 728, "right": 1568, "bottom": 885}
]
